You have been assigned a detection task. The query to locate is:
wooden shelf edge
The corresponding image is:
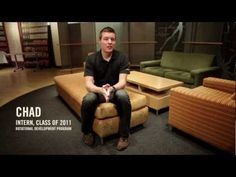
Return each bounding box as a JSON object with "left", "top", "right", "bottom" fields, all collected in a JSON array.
[
  {"left": 183, "top": 41, "right": 223, "bottom": 45},
  {"left": 59, "top": 41, "right": 158, "bottom": 46}
]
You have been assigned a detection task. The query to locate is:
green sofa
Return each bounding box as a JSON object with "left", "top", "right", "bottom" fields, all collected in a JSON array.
[{"left": 140, "top": 51, "right": 221, "bottom": 87}]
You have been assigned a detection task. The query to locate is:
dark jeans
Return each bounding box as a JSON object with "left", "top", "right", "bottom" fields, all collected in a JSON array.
[{"left": 81, "top": 89, "right": 131, "bottom": 138}]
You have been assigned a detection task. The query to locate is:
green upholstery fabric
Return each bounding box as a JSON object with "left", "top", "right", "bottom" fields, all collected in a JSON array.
[
  {"left": 160, "top": 51, "right": 215, "bottom": 72},
  {"left": 142, "top": 66, "right": 175, "bottom": 77},
  {"left": 165, "top": 71, "right": 194, "bottom": 84},
  {"left": 140, "top": 51, "right": 221, "bottom": 87},
  {"left": 140, "top": 60, "right": 161, "bottom": 68}
]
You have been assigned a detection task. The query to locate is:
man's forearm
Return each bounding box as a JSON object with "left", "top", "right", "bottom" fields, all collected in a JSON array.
[
  {"left": 112, "top": 73, "right": 128, "bottom": 90},
  {"left": 86, "top": 83, "right": 102, "bottom": 93},
  {"left": 112, "top": 80, "right": 126, "bottom": 90}
]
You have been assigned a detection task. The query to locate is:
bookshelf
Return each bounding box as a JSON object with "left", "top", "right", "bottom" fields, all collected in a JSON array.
[
  {"left": 0, "top": 22, "right": 10, "bottom": 66},
  {"left": 18, "top": 22, "right": 50, "bottom": 68},
  {"left": 0, "top": 22, "right": 9, "bottom": 53}
]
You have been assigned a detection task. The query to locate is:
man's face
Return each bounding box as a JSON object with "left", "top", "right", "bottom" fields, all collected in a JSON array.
[{"left": 99, "top": 32, "right": 116, "bottom": 53}]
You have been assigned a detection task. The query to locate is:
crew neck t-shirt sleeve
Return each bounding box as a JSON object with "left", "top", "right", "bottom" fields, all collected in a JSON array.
[
  {"left": 84, "top": 56, "right": 94, "bottom": 77},
  {"left": 120, "top": 55, "right": 130, "bottom": 74}
]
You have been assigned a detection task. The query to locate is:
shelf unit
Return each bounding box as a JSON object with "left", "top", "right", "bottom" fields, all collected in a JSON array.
[
  {"left": 0, "top": 22, "right": 9, "bottom": 53},
  {"left": 18, "top": 22, "right": 49, "bottom": 68},
  {"left": 0, "top": 22, "right": 10, "bottom": 66}
]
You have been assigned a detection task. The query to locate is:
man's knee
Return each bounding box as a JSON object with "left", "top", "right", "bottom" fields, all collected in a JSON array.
[
  {"left": 115, "top": 89, "right": 130, "bottom": 102},
  {"left": 82, "top": 92, "right": 97, "bottom": 105}
]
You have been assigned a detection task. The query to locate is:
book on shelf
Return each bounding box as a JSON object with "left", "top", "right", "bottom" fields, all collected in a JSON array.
[{"left": 19, "top": 22, "right": 50, "bottom": 67}]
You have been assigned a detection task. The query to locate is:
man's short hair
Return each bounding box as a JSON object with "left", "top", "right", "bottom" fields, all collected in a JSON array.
[{"left": 99, "top": 27, "right": 116, "bottom": 40}]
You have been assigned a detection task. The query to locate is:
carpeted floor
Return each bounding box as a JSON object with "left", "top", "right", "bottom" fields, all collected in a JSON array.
[{"left": 0, "top": 85, "right": 227, "bottom": 155}]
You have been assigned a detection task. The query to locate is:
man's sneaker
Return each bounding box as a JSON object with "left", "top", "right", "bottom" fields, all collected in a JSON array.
[
  {"left": 117, "top": 137, "right": 129, "bottom": 151},
  {"left": 82, "top": 133, "right": 94, "bottom": 146}
]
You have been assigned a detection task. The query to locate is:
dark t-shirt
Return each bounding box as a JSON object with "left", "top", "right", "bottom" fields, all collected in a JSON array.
[{"left": 84, "top": 50, "right": 130, "bottom": 87}]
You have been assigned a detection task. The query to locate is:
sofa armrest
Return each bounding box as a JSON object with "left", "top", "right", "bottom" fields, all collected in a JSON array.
[
  {"left": 190, "top": 66, "right": 221, "bottom": 87},
  {"left": 203, "top": 77, "right": 235, "bottom": 93},
  {"left": 170, "top": 86, "right": 235, "bottom": 107},
  {"left": 140, "top": 60, "right": 161, "bottom": 69},
  {"left": 169, "top": 86, "right": 235, "bottom": 153}
]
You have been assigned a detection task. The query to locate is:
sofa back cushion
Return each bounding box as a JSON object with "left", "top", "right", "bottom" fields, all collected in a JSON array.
[
  {"left": 160, "top": 51, "right": 216, "bottom": 71},
  {"left": 203, "top": 77, "right": 236, "bottom": 93}
]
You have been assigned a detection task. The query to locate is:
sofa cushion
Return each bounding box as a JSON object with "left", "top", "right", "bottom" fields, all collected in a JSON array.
[
  {"left": 54, "top": 72, "right": 147, "bottom": 119},
  {"left": 171, "top": 86, "right": 235, "bottom": 112},
  {"left": 164, "top": 70, "right": 194, "bottom": 84},
  {"left": 142, "top": 66, "right": 175, "bottom": 77},
  {"left": 93, "top": 107, "right": 149, "bottom": 138},
  {"left": 95, "top": 90, "right": 147, "bottom": 119},
  {"left": 190, "top": 86, "right": 235, "bottom": 108},
  {"left": 160, "top": 51, "right": 215, "bottom": 72},
  {"left": 203, "top": 77, "right": 236, "bottom": 93}
]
